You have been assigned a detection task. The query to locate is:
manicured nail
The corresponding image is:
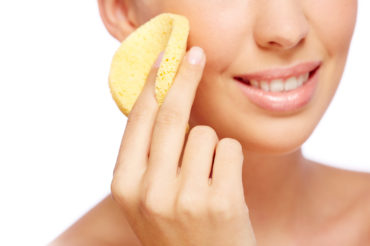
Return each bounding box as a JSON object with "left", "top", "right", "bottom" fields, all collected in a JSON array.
[
  {"left": 154, "top": 51, "right": 164, "bottom": 68},
  {"left": 187, "top": 46, "right": 204, "bottom": 65}
]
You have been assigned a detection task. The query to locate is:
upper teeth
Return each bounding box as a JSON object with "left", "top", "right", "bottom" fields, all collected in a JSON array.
[{"left": 248, "top": 72, "right": 310, "bottom": 92}]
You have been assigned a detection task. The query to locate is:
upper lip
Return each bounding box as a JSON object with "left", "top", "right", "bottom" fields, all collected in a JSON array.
[{"left": 234, "top": 60, "right": 322, "bottom": 82}]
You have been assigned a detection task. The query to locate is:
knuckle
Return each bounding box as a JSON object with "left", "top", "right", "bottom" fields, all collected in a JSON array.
[
  {"left": 111, "top": 177, "right": 123, "bottom": 200},
  {"left": 110, "top": 177, "right": 133, "bottom": 206},
  {"left": 218, "top": 138, "right": 243, "bottom": 152},
  {"left": 208, "top": 196, "right": 235, "bottom": 220},
  {"left": 156, "top": 106, "right": 184, "bottom": 126},
  {"left": 110, "top": 178, "right": 120, "bottom": 201},
  {"left": 190, "top": 125, "right": 218, "bottom": 141},
  {"left": 139, "top": 188, "right": 168, "bottom": 218},
  {"left": 127, "top": 108, "right": 152, "bottom": 125},
  {"left": 179, "top": 62, "right": 200, "bottom": 79},
  {"left": 176, "top": 193, "right": 204, "bottom": 218}
]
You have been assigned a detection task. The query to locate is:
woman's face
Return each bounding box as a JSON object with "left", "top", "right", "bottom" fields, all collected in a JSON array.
[{"left": 137, "top": 0, "right": 357, "bottom": 155}]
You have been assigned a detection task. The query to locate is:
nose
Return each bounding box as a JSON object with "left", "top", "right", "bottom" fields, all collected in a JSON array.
[{"left": 253, "top": 0, "right": 309, "bottom": 50}]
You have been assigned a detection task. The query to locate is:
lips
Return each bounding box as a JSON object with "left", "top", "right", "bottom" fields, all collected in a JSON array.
[{"left": 233, "top": 61, "right": 322, "bottom": 112}]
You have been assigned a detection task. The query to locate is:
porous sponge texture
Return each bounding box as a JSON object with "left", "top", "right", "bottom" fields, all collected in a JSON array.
[{"left": 109, "top": 13, "right": 190, "bottom": 116}]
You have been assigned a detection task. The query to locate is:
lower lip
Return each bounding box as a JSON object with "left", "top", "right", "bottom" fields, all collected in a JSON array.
[{"left": 234, "top": 67, "right": 320, "bottom": 113}]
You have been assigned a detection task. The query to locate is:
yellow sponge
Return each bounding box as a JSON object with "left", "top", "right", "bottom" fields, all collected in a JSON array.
[{"left": 108, "top": 13, "right": 190, "bottom": 132}]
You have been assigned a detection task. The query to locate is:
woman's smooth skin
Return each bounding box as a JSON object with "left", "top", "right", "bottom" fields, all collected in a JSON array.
[{"left": 50, "top": 0, "right": 370, "bottom": 245}]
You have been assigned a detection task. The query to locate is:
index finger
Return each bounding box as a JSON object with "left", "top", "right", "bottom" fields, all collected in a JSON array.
[{"left": 113, "top": 52, "right": 163, "bottom": 178}]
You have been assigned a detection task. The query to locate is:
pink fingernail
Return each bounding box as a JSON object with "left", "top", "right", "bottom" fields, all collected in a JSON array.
[
  {"left": 154, "top": 51, "right": 164, "bottom": 68},
  {"left": 187, "top": 47, "right": 204, "bottom": 65}
]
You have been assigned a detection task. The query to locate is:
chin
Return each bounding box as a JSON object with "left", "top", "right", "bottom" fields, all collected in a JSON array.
[
  {"left": 237, "top": 125, "right": 311, "bottom": 156},
  {"left": 246, "top": 140, "right": 303, "bottom": 156}
]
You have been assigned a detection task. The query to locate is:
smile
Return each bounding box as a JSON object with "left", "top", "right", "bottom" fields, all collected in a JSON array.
[{"left": 233, "top": 61, "right": 322, "bottom": 112}]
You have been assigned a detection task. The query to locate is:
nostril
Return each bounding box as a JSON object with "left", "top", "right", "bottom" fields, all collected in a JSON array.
[{"left": 268, "top": 41, "right": 279, "bottom": 47}]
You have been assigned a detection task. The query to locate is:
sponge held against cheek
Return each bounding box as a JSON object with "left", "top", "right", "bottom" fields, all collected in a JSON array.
[{"left": 108, "top": 13, "right": 190, "bottom": 120}]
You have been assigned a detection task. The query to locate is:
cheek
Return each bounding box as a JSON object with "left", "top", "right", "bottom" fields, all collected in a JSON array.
[
  {"left": 163, "top": 1, "right": 252, "bottom": 71},
  {"left": 308, "top": 0, "right": 357, "bottom": 117},
  {"left": 308, "top": 0, "right": 357, "bottom": 57}
]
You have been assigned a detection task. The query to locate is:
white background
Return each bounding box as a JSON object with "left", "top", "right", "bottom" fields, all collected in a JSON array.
[{"left": 0, "top": 1, "right": 369, "bottom": 245}]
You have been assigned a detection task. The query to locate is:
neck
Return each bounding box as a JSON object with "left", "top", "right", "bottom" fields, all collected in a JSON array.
[{"left": 241, "top": 147, "right": 309, "bottom": 229}]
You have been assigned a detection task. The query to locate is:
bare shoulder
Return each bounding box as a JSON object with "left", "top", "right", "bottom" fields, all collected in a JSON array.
[
  {"left": 310, "top": 159, "right": 370, "bottom": 193},
  {"left": 48, "top": 194, "right": 141, "bottom": 246},
  {"left": 308, "top": 159, "right": 370, "bottom": 215},
  {"left": 307, "top": 160, "right": 370, "bottom": 243}
]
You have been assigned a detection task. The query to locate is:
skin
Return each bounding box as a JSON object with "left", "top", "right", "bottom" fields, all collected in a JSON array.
[{"left": 50, "top": 0, "right": 370, "bottom": 245}]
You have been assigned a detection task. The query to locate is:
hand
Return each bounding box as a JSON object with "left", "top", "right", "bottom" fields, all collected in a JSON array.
[{"left": 111, "top": 46, "right": 257, "bottom": 246}]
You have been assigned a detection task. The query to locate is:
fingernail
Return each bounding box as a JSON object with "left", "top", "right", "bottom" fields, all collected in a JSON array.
[
  {"left": 154, "top": 51, "right": 164, "bottom": 68},
  {"left": 187, "top": 46, "right": 204, "bottom": 65}
]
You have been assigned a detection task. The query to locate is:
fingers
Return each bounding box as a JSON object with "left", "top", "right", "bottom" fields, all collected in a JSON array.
[
  {"left": 211, "top": 138, "right": 245, "bottom": 196},
  {"left": 113, "top": 51, "right": 163, "bottom": 179},
  {"left": 145, "top": 47, "right": 206, "bottom": 183},
  {"left": 178, "top": 126, "right": 219, "bottom": 192}
]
